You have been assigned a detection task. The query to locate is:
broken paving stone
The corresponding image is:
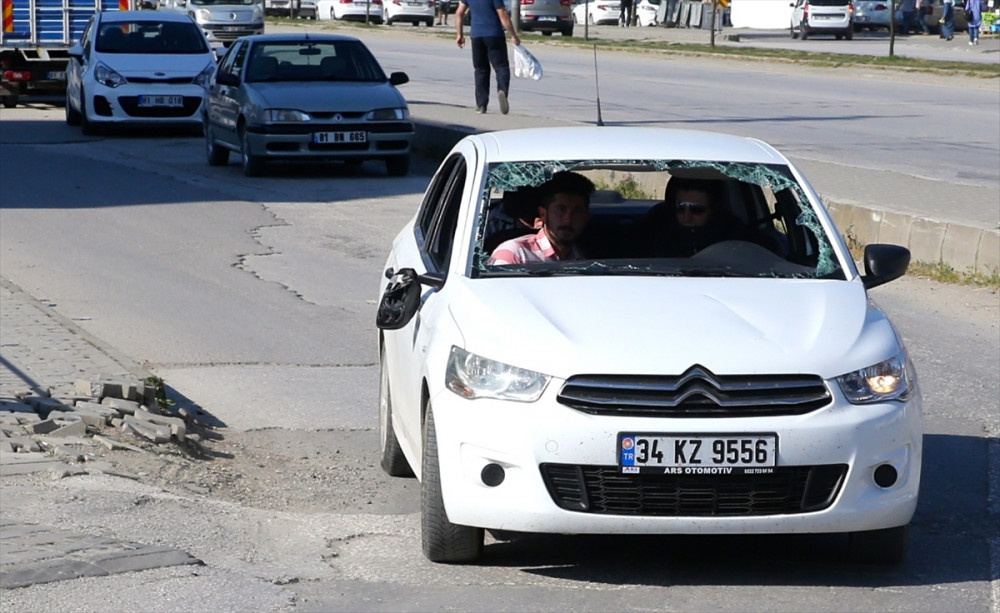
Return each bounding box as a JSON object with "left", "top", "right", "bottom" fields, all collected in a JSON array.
[
  {"left": 122, "top": 417, "right": 170, "bottom": 444},
  {"left": 131, "top": 408, "right": 186, "bottom": 440},
  {"left": 92, "top": 435, "right": 148, "bottom": 454},
  {"left": 102, "top": 397, "right": 140, "bottom": 415}
]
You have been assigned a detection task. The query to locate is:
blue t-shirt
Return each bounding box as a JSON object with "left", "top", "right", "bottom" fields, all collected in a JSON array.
[{"left": 461, "top": 0, "right": 507, "bottom": 38}]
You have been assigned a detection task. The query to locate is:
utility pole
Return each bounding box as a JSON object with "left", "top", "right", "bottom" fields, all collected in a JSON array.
[{"left": 511, "top": 0, "right": 521, "bottom": 32}]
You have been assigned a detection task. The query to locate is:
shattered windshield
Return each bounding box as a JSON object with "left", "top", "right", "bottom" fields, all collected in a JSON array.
[{"left": 471, "top": 159, "right": 845, "bottom": 281}]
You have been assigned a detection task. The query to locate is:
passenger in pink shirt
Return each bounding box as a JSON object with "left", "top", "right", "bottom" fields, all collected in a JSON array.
[{"left": 489, "top": 171, "right": 595, "bottom": 265}]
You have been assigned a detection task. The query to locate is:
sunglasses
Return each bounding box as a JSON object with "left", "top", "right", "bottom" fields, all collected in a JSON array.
[{"left": 675, "top": 202, "right": 708, "bottom": 215}]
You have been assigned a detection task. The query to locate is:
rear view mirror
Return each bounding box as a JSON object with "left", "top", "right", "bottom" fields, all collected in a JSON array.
[
  {"left": 216, "top": 72, "right": 240, "bottom": 86},
  {"left": 861, "top": 244, "right": 910, "bottom": 290},
  {"left": 376, "top": 268, "right": 422, "bottom": 330},
  {"left": 389, "top": 71, "right": 409, "bottom": 86}
]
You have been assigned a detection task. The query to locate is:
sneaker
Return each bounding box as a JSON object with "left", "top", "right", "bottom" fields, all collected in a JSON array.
[
  {"left": 476, "top": 106, "right": 486, "bottom": 114},
  {"left": 969, "top": 41, "right": 974, "bottom": 45},
  {"left": 498, "top": 90, "right": 509, "bottom": 115}
]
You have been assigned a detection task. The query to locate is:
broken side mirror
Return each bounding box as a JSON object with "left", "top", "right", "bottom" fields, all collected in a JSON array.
[
  {"left": 861, "top": 244, "right": 910, "bottom": 290},
  {"left": 376, "top": 268, "right": 444, "bottom": 330}
]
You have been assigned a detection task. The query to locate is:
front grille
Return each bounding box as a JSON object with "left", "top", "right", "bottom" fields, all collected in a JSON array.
[
  {"left": 540, "top": 463, "right": 847, "bottom": 516},
  {"left": 558, "top": 365, "right": 831, "bottom": 418},
  {"left": 118, "top": 96, "right": 201, "bottom": 118},
  {"left": 127, "top": 77, "right": 195, "bottom": 85}
]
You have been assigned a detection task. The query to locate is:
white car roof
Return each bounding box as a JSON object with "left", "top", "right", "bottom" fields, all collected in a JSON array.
[{"left": 471, "top": 127, "right": 789, "bottom": 165}]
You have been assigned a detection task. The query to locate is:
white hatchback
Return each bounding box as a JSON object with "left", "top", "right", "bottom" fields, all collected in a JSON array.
[
  {"left": 65, "top": 11, "right": 216, "bottom": 134},
  {"left": 376, "top": 127, "right": 921, "bottom": 565}
]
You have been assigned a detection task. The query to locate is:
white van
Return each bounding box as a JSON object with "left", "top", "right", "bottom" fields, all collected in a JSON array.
[
  {"left": 789, "top": 0, "right": 855, "bottom": 40},
  {"left": 160, "top": 0, "right": 265, "bottom": 46}
]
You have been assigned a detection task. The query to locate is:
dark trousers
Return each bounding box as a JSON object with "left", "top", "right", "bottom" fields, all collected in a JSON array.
[{"left": 471, "top": 36, "right": 510, "bottom": 109}]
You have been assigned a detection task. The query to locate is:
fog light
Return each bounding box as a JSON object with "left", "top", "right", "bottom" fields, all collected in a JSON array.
[
  {"left": 481, "top": 463, "right": 505, "bottom": 487},
  {"left": 873, "top": 464, "right": 898, "bottom": 488}
]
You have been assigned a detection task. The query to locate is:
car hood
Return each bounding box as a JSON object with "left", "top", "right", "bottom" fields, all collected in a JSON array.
[
  {"left": 447, "top": 277, "right": 900, "bottom": 380},
  {"left": 100, "top": 54, "right": 214, "bottom": 77},
  {"left": 248, "top": 81, "right": 406, "bottom": 111}
]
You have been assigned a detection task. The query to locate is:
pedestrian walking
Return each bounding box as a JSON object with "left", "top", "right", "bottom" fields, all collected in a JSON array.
[
  {"left": 966, "top": 0, "right": 982, "bottom": 44},
  {"left": 437, "top": 0, "right": 451, "bottom": 25},
  {"left": 940, "top": 0, "right": 955, "bottom": 39},
  {"left": 899, "top": 0, "right": 917, "bottom": 34},
  {"left": 914, "top": 0, "right": 930, "bottom": 34},
  {"left": 619, "top": 0, "right": 634, "bottom": 27},
  {"left": 454, "top": 0, "right": 520, "bottom": 115}
]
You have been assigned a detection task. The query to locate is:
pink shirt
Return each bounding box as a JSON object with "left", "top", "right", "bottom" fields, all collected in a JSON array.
[{"left": 489, "top": 228, "right": 584, "bottom": 265}]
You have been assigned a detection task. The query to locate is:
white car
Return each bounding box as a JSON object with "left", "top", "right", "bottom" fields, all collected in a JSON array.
[
  {"left": 327, "top": 0, "right": 385, "bottom": 22},
  {"left": 65, "top": 11, "right": 216, "bottom": 135},
  {"left": 376, "top": 126, "right": 921, "bottom": 565},
  {"left": 572, "top": 0, "right": 621, "bottom": 25},
  {"left": 789, "top": 0, "right": 855, "bottom": 39},
  {"left": 384, "top": 0, "right": 436, "bottom": 25},
  {"left": 636, "top": 0, "right": 660, "bottom": 26}
]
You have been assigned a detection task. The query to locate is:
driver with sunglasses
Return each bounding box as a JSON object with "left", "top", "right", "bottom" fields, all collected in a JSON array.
[{"left": 636, "top": 177, "right": 745, "bottom": 258}]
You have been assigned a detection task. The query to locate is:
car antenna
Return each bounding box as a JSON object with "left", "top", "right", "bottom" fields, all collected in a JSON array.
[{"left": 593, "top": 45, "right": 604, "bottom": 127}]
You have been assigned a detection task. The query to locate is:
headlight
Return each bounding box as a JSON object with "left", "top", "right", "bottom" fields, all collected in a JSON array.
[
  {"left": 836, "top": 351, "right": 916, "bottom": 404},
  {"left": 193, "top": 8, "right": 211, "bottom": 20},
  {"left": 94, "top": 62, "right": 127, "bottom": 88},
  {"left": 366, "top": 108, "right": 408, "bottom": 121},
  {"left": 194, "top": 63, "right": 215, "bottom": 88},
  {"left": 266, "top": 109, "right": 311, "bottom": 122},
  {"left": 446, "top": 346, "right": 550, "bottom": 402},
  {"left": 252, "top": 6, "right": 264, "bottom": 20}
]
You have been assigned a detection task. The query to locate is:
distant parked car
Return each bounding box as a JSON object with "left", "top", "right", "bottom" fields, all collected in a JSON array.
[
  {"left": 203, "top": 33, "right": 413, "bottom": 176},
  {"left": 636, "top": 0, "right": 660, "bottom": 26},
  {"left": 298, "top": 0, "right": 319, "bottom": 17},
  {"left": 790, "top": 0, "right": 855, "bottom": 39},
  {"left": 384, "top": 0, "right": 436, "bottom": 26},
  {"left": 571, "top": 0, "right": 621, "bottom": 25},
  {"left": 65, "top": 10, "right": 216, "bottom": 135},
  {"left": 327, "top": 0, "right": 385, "bottom": 22},
  {"left": 517, "top": 0, "right": 574, "bottom": 36},
  {"left": 853, "top": 0, "right": 891, "bottom": 30}
]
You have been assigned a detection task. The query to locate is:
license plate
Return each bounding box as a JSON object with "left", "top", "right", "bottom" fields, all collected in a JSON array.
[
  {"left": 312, "top": 130, "right": 367, "bottom": 144},
  {"left": 47, "top": 71, "right": 66, "bottom": 81},
  {"left": 539, "top": 15, "right": 557, "bottom": 21},
  {"left": 138, "top": 95, "right": 183, "bottom": 108},
  {"left": 619, "top": 433, "right": 777, "bottom": 474},
  {"left": 223, "top": 25, "right": 244, "bottom": 31}
]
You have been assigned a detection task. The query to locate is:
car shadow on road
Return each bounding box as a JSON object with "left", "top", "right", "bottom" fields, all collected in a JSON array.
[{"left": 475, "top": 432, "right": 996, "bottom": 588}]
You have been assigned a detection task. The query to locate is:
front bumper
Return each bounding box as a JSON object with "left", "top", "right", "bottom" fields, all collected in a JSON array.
[
  {"left": 86, "top": 81, "right": 206, "bottom": 125},
  {"left": 245, "top": 121, "right": 414, "bottom": 160},
  {"left": 430, "top": 383, "right": 922, "bottom": 535},
  {"left": 200, "top": 22, "right": 265, "bottom": 43}
]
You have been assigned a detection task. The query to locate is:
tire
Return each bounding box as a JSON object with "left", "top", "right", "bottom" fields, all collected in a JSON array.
[
  {"left": 2, "top": 95, "right": 17, "bottom": 109},
  {"left": 848, "top": 525, "right": 908, "bottom": 564},
  {"left": 421, "top": 403, "right": 484, "bottom": 563},
  {"left": 385, "top": 155, "right": 410, "bottom": 177},
  {"left": 65, "top": 92, "right": 81, "bottom": 126},
  {"left": 426, "top": 19, "right": 434, "bottom": 26},
  {"left": 205, "top": 122, "right": 229, "bottom": 166},
  {"left": 79, "top": 88, "right": 99, "bottom": 136},
  {"left": 800, "top": 22, "right": 809, "bottom": 39},
  {"left": 845, "top": 28, "right": 853, "bottom": 40},
  {"left": 835, "top": 32, "right": 843, "bottom": 39},
  {"left": 562, "top": 26, "right": 573, "bottom": 36},
  {"left": 386, "top": 15, "right": 393, "bottom": 24},
  {"left": 379, "top": 350, "right": 414, "bottom": 477},
  {"left": 240, "top": 125, "right": 264, "bottom": 177}
]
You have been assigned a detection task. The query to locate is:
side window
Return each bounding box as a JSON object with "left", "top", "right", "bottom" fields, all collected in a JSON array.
[
  {"left": 80, "top": 20, "right": 94, "bottom": 57},
  {"left": 416, "top": 154, "right": 462, "bottom": 241},
  {"left": 424, "top": 159, "right": 468, "bottom": 272},
  {"left": 218, "top": 41, "right": 242, "bottom": 75}
]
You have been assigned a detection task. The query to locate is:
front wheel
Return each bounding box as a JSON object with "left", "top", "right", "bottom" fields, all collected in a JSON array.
[
  {"left": 205, "top": 122, "right": 230, "bottom": 166},
  {"left": 65, "top": 92, "right": 81, "bottom": 126},
  {"left": 240, "top": 126, "right": 264, "bottom": 177},
  {"left": 421, "top": 403, "right": 484, "bottom": 563},
  {"left": 848, "top": 525, "right": 908, "bottom": 564},
  {"left": 79, "top": 88, "right": 99, "bottom": 136}
]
